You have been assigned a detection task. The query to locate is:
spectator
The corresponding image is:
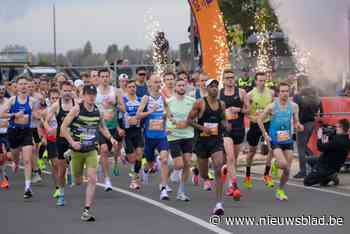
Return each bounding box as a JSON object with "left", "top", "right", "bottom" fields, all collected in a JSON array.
[
  {"left": 293, "top": 86, "right": 322, "bottom": 178},
  {"left": 135, "top": 67, "right": 148, "bottom": 97},
  {"left": 304, "top": 119, "right": 350, "bottom": 186}
]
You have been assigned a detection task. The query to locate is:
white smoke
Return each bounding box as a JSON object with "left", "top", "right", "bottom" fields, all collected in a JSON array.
[{"left": 270, "top": 0, "right": 350, "bottom": 86}]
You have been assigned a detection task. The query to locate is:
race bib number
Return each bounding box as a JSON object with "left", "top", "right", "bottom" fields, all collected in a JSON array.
[
  {"left": 277, "top": 130, "right": 290, "bottom": 142},
  {"left": 225, "top": 108, "right": 238, "bottom": 121},
  {"left": 200, "top": 122, "right": 218, "bottom": 137},
  {"left": 175, "top": 121, "right": 187, "bottom": 129},
  {"left": 14, "top": 114, "right": 29, "bottom": 125},
  {"left": 149, "top": 119, "right": 164, "bottom": 131},
  {"left": 127, "top": 116, "right": 138, "bottom": 126},
  {"left": 80, "top": 127, "right": 97, "bottom": 145}
]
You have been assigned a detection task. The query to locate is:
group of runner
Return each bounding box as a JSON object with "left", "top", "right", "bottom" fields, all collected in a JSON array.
[{"left": 0, "top": 67, "right": 304, "bottom": 221}]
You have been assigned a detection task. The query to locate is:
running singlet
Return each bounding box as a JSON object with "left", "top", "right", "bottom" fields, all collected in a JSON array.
[
  {"left": 144, "top": 95, "right": 166, "bottom": 139},
  {"left": 9, "top": 96, "right": 32, "bottom": 129},
  {"left": 196, "top": 98, "right": 223, "bottom": 139},
  {"left": 220, "top": 87, "right": 244, "bottom": 129},
  {"left": 96, "top": 87, "right": 118, "bottom": 129},
  {"left": 123, "top": 95, "right": 142, "bottom": 129},
  {"left": 167, "top": 96, "right": 195, "bottom": 141},
  {"left": 56, "top": 98, "right": 75, "bottom": 137},
  {"left": 269, "top": 101, "right": 293, "bottom": 145},
  {"left": 70, "top": 103, "right": 101, "bottom": 153},
  {"left": 249, "top": 87, "right": 272, "bottom": 123}
]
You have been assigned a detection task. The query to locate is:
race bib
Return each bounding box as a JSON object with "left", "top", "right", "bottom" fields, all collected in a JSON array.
[
  {"left": 80, "top": 127, "right": 97, "bottom": 145},
  {"left": 225, "top": 108, "right": 238, "bottom": 121},
  {"left": 149, "top": 119, "right": 164, "bottom": 131},
  {"left": 200, "top": 123, "right": 219, "bottom": 137},
  {"left": 14, "top": 114, "right": 29, "bottom": 125},
  {"left": 277, "top": 130, "right": 290, "bottom": 142},
  {"left": 175, "top": 121, "right": 187, "bottom": 129},
  {"left": 127, "top": 116, "right": 138, "bottom": 126}
]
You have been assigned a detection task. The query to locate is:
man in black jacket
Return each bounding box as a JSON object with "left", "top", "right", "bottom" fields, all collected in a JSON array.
[{"left": 304, "top": 119, "right": 350, "bottom": 187}]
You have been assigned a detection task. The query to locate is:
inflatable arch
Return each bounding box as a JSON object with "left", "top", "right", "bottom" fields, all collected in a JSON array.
[{"left": 188, "top": 0, "right": 230, "bottom": 80}]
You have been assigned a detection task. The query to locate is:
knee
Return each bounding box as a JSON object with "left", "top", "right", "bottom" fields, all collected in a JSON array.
[
  {"left": 100, "top": 146, "right": 109, "bottom": 156},
  {"left": 88, "top": 174, "right": 97, "bottom": 185},
  {"left": 75, "top": 176, "right": 83, "bottom": 185}
]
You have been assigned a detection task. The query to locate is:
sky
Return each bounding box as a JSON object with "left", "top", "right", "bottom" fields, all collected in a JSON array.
[{"left": 0, "top": 0, "right": 191, "bottom": 53}]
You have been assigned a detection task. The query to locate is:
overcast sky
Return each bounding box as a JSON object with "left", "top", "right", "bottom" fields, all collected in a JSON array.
[{"left": 0, "top": 0, "right": 191, "bottom": 53}]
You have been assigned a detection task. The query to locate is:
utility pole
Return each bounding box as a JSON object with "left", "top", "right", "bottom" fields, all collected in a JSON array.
[{"left": 53, "top": 4, "right": 57, "bottom": 67}]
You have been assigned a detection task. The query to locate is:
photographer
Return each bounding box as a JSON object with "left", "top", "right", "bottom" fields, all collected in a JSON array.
[{"left": 304, "top": 119, "right": 350, "bottom": 187}]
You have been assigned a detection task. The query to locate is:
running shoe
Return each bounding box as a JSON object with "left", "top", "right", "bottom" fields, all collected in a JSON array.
[
  {"left": 220, "top": 164, "right": 228, "bottom": 183},
  {"left": 263, "top": 175, "right": 274, "bottom": 188},
  {"left": 176, "top": 192, "right": 190, "bottom": 202},
  {"left": 271, "top": 160, "right": 278, "bottom": 178},
  {"left": 203, "top": 180, "right": 212, "bottom": 191},
  {"left": 52, "top": 188, "right": 60, "bottom": 198},
  {"left": 0, "top": 176, "right": 9, "bottom": 189},
  {"left": 56, "top": 195, "right": 65, "bottom": 206},
  {"left": 232, "top": 188, "right": 241, "bottom": 201},
  {"left": 129, "top": 179, "right": 140, "bottom": 190},
  {"left": 159, "top": 184, "right": 172, "bottom": 193},
  {"left": 104, "top": 186, "right": 113, "bottom": 192},
  {"left": 213, "top": 203, "right": 224, "bottom": 216},
  {"left": 226, "top": 186, "right": 235, "bottom": 196},
  {"left": 160, "top": 188, "right": 169, "bottom": 200},
  {"left": 275, "top": 188, "right": 288, "bottom": 201},
  {"left": 81, "top": 209, "right": 95, "bottom": 222},
  {"left": 31, "top": 174, "right": 42, "bottom": 184},
  {"left": 208, "top": 169, "right": 214, "bottom": 181},
  {"left": 37, "top": 159, "right": 46, "bottom": 171},
  {"left": 243, "top": 176, "right": 253, "bottom": 189},
  {"left": 24, "top": 189, "right": 33, "bottom": 199}
]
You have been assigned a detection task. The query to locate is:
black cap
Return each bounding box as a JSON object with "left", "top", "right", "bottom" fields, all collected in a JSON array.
[{"left": 83, "top": 85, "right": 97, "bottom": 95}]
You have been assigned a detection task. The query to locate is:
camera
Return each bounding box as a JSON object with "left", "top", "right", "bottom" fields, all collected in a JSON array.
[{"left": 322, "top": 124, "right": 336, "bottom": 138}]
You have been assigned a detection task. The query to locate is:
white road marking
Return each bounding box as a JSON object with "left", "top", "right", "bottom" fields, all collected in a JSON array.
[{"left": 25, "top": 167, "right": 231, "bottom": 234}]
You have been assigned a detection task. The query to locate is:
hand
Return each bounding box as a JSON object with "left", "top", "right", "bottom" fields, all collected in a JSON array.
[
  {"left": 296, "top": 123, "right": 304, "bottom": 132},
  {"left": 317, "top": 128, "right": 323, "bottom": 139},
  {"left": 110, "top": 137, "right": 118, "bottom": 146},
  {"left": 71, "top": 141, "right": 81, "bottom": 151},
  {"left": 230, "top": 107, "right": 241, "bottom": 113},
  {"left": 117, "top": 128, "right": 125, "bottom": 138},
  {"left": 166, "top": 129, "right": 172, "bottom": 135},
  {"left": 202, "top": 127, "right": 212, "bottom": 136}
]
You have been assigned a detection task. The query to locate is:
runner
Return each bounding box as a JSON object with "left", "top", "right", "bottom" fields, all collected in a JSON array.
[
  {"left": 257, "top": 82, "right": 303, "bottom": 200},
  {"left": 0, "top": 84, "right": 10, "bottom": 189},
  {"left": 244, "top": 72, "right": 275, "bottom": 189},
  {"left": 137, "top": 74, "right": 171, "bottom": 200},
  {"left": 27, "top": 79, "right": 43, "bottom": 183},
  {"left": 96, "top": 68, "right": 124, "bottom": 191},
  {"left": 46, "top": 81, "right": 76, "bottom": 205},
  {"left": 187, "top": 79, "right": 226, "bottom": 215},
  {"left": 41, "top": 89, "right": 61, "bottom": 204},
  {"left": 219, "top": 69, "right": 248, "bottom": 200},
  {"left": 60, "top": 84, "right": 118, "bottom": 221},
  {"left": 2, "top": 76, "right": 37, "bottom": 199},
  {"left": 192, "top": 72, "right": 208, "bottom": 186},
  {"left": 135, "top": 67, "right": 149, "bottom": 97},
  {"left": 167, "top": 78, "right": 195, "bottom": 201},
  {"left": 160, "top": 71, "right": 175, "bottom": 101},
  {"left": 119, "top": 79, "right": 144, "bottom": 190}
]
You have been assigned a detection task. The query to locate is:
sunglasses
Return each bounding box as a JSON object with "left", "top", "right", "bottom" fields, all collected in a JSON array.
[{"left": 138, "top": 73, "right": 146, "bottom": 76}]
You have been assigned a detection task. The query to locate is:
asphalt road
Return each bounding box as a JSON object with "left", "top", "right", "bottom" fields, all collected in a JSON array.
[{"left": 1, "top": 165, "right": 349, "bottom": 234}]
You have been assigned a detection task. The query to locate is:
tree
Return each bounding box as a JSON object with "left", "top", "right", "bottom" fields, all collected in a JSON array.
[
  {"left": 83, "top": 41, "right": 93, "bottom": 58},
  {"left": 105, "top": 44, "right": 120, "bottom": 63}
]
